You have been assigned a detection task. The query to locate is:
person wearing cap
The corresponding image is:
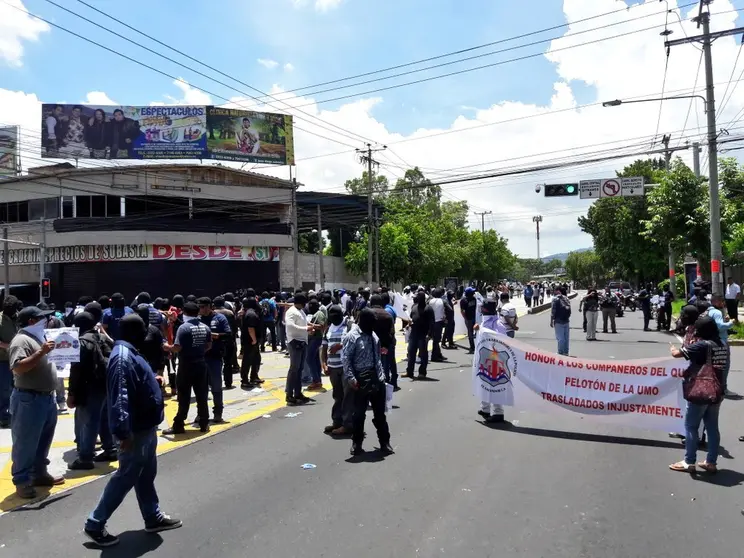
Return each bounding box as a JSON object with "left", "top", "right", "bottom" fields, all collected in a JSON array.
[
  {"left": 8, "top": 306, "right": 63, "bottom": 499},
  {"left": 163, "top": 302, "right": 212, "bottom": 434},
  {"left": 198, "top": 297, "right": 230, "bottom": 424}
]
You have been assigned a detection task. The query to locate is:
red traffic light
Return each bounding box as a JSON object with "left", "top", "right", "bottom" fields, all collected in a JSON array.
[{"left": 41, "top": 278, "right": 51, "bottom": 298}]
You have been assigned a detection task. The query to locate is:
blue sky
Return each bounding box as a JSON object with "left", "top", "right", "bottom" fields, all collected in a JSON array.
[{"left": 3, "top": 0, "right": 744, "bottom": 257}]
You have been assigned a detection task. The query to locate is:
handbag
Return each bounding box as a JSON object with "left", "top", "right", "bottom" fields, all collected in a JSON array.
[
  {"left": 357, "top": 368, "right": 382, "bottom": 394},
  {"left": 683, "top": 341, "right": 723, "bottom": 405}
]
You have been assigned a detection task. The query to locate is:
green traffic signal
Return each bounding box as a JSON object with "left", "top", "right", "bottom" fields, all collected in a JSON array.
[{"left": 566, "top": 185, "right": 575, "bottom": 194}]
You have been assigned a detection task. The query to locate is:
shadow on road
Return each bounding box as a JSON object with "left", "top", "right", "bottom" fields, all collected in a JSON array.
[
  {"left": 479, "top": 421, "right": 688, "bottom": 450},
  {"left": 2, "top": 492, "right": 71, "bottom": 513},
  {"left": 83, "top": 531, "right": 163, "bottom": 556},
  {"left": 692, "top": 469, "right": 744, "bottom": 487}
]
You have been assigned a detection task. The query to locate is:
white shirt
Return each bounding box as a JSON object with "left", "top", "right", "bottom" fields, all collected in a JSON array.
[
  {"left": 285, "top": 305, "right": 308, "bottom": 343},
  {"left": 500, "top": 302, "right": 517, "bottom": 331},
  {"left": 429, "top": 297, "right": 445, "bottom": 322},
  {"left": 725, "top": 282, "right": 741, "bottom": 300}
]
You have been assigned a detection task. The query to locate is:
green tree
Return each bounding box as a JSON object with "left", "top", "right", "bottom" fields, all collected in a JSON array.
[
  {"left": 565, "top": 250, "right": 606, "bottom": 288},
  {"left": 344, "top": 172, "right": 389, "bottom": 198},
  {"left": 390, "top": 167, "right": 442, "bottom": 207}
]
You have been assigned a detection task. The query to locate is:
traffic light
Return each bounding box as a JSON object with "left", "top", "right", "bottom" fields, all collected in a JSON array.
[
  {"left": 41, "top": 278, "right": 50, "bottom": 299},
  {"left": 544, "top": 183, "right": 579, "bottom": 197}
]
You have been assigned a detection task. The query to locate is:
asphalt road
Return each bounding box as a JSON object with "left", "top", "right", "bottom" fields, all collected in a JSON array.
[{"left": 2, "top": 306, "right": 744, "bottom": 557}]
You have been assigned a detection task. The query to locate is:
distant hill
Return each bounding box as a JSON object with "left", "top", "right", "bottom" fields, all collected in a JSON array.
[{"left": 541, "top": 248, "right": 591, "bottom": 263}]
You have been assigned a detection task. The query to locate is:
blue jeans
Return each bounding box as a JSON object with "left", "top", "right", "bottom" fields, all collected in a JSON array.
[
  {"left": 305, "top": 338, "right": 323, "bottom": 384},
  {"left": 684, "top": 401, "right": 720, "bottom": 465},
  {"left": 76, "top": 392, "right": 114, "bottom": 462},
  {"left": 86, "top": 428, "right": 162, "bottom": 531},
  {"left": 554, "top": 321, "right": 570, "bottom": 356},
  {"left": 206, "top": 358, "right": 224, "bottom": 415},
  {"left": 0, "top": 361, "right": 12, "bottom": 423},
  {"left": 10, "top": 389, "right": 58, "bottom": 486}
]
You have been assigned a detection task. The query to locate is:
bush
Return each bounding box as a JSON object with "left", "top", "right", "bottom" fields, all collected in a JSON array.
[{"left": 657, "top": 275, "right": 686, "bottom": 295}]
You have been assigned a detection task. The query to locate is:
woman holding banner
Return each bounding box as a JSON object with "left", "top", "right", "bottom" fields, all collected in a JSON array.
[{"left": 668, "top": 316, "right": 727, "bottom": 474}]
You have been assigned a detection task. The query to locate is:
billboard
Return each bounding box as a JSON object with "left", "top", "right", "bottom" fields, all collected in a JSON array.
[
  {"left": 206, "top": 107, "right": 294, "bottom": 165},
  {"left": 0, "top": 126, "right": 19, "bottom": 177},
  {"left": 41, "top": 104, "right": 295, "bottom": 165}
]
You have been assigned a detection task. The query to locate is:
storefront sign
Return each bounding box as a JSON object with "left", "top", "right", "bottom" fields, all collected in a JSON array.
[
  {"left": 472, "top": 327, "right": 684, "bottom": 433},
  {"left": 0, "top": 244, "right": 280, "bottom": 265}
]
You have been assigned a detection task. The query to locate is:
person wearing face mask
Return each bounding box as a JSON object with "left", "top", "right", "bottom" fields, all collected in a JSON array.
[
  {"left": 321, "top": 304, "right": 352, "bottom": 436},
  {"left": 343, "top": 308, "right": 393, "bottom": 456},
  {"left": 460, "top": 287, "right": 478, "bottom": 354},
  {"left": 406, "top": 291, "right": 435, "bottom": 380},
  {"left": 8, "top": 306, "right": 62, "bottom": 499},
  {"left": 0, "top": 295, "right": 19, "bottom": 429},
  {"left": 101, "top": 292, "right": 133, "bottom": 341},
  {"left": 84, "top": 313, "right": 180, "bottom": 548}
]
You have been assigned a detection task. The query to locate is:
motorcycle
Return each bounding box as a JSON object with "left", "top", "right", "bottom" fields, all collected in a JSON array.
[{"left": 622, "top": 293, "right": 637, "bottom": 312}]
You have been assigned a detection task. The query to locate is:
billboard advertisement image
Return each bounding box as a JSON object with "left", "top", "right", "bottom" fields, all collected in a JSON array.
[
  {"left": 0, "top": 126, "right": 19, "bottom": 177},
  {"left": 206, "top": 107, "right": 294, "bottom": 165},
  {"left": 41, "top": 104, "right": 294, "bottom": 165}
]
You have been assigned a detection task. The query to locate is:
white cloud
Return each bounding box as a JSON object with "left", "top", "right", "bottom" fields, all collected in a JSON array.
[
  {"left": 82, "top": 92, "right": 118, "bottom": 106},
  {"left": 163, "top": 79, "right": 212, "bottom": 105},
  {"left": 284, "top": 63, "right": 295, "bottom": 72},
  {"left": 2, "top": 0, "right": 744, "bottom": 258},
  {"left": 314, "top": 0, "right": 344, "bottom": 11},
  {"left": 0, "top": 0, "right": 50, "bottom": 67},
  {"left": 257, "top": 58, "right": 279, "bottom": 69}
]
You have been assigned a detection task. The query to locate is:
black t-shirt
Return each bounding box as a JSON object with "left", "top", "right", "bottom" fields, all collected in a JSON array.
[
  {"left": 371, "top": 307, "right": 395, "bottom": 348},
  {"left": 215, "top": 308, "right": 237, "bottom": 337},
  {"left": 460, "top": 296, "right": 477, "bottom": 321},
  {"left": 410, "top": 304, "right": 435, "bottom": 336},
  {"left": 142, "top": 324, "right": 165, "bottom": 373},
  {"left": 240, "top": 309, "right": 261, "bottom": 347},
  {"left": 681, "top": 340, "right": 727, "bottom": 383}
]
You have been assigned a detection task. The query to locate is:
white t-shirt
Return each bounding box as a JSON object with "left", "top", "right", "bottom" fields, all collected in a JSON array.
[
  {"left": 429, "top": 297, "right": 445, "bottom": 322},
  {"left": 500, "top": 302, "right": 517, "bottom": 331},
  {"left": 725, "top": 282, "right": 741, "bottom": 300}
]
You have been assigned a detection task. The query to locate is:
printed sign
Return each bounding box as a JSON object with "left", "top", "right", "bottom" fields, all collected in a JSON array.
[
  {"left": 579, "top": 179, "right": 601, "bottom": 199},
  {"left": 206, "top": 107, "right": 294, "bottom": 166},
  {"left": 0, "top": 125, "right": 19, "bottom": 177},
  {"left": 472, "top": 328, "right": 684, "bottom": 433},
  {"left": 0, "top": 244, "right": 281, "bottom": 265},
  {"left": 600, "top": 178, "right": 621, "bottom": 198},
  {"left": 41, "top": 104, "right": 295, "bottom": 165},
  {"left": 45, "top": 327, "right": 80, "bottom": 364},
  {"left": 621, "top": 176, "right": 645, "bottom": 197}
]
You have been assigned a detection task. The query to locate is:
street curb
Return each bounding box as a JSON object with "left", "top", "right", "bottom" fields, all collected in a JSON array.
[{"left": 527, "top": 291, "right": 578, "bottom": 315}]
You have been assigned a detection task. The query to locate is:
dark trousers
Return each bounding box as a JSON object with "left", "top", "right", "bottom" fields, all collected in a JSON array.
[
  {"left": 351, "top": 388, "right": 390, "bottom": 445},
  {"left": 725, "top": 298, "right": 739, "bottom": 321},
  {"left": 465, "top": 318, "right": 476, "bottom": 351},
  {"left": 240, "top": 344, "right": 261, "bottom": 385},
  {"left": 642, "top": 308, "right": 651, "bottom": 330},
  {"left": 582, "top": 310, "right": 587, "bottom": 332},
  {"left": 206, "top": 358, "right": 224, "bottom": 417},
  {"left": 286, "top": 340, "right": 306, "bottom": 399},
  {"left": 383, "top": 341, "right": 398, "bottom": 387},
  {"left": 223, "top": 337, "right": 237, "bottom": 388},
  {"left": 525, "top": 297, "right": 532, "bottom": 308},
  {"left": 328, "top": 366, "right": 353, "bottom": 429},
  {"left": 166, "top": 354, "right": 178, "bottom": 391},
  {"left": 443, "top": 318, "right": 455, "bottom": 346},
  {"left": 431, "top": 321, "right": 444, "bottom": 360},
  {"left": 406, "top": 333, "right": 428, "bottom": 377},
  {"left": 261, "top": 321, "right": 277, "bottom": 351},
  {"left": 173, "top": 361, "right": 209, "bottom": 429}
]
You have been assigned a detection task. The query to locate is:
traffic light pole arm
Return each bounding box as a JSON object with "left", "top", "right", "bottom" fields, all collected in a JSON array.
[{"left": 0, "top": 238, "right": 42, "bottom": 247}]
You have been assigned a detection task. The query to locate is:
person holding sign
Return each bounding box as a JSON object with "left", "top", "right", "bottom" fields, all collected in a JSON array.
[{"left": 668, "top": 316, "right": 727, "bottom": 474}]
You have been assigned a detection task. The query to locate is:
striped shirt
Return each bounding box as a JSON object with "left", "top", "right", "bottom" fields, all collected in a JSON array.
[{"left": 323, "top": 319, "right": 348, "bottom": 369}]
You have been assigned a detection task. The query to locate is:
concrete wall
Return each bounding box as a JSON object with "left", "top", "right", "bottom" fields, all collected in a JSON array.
[{"left": 279, "top": 250, "right": 365, "bottom": 291}]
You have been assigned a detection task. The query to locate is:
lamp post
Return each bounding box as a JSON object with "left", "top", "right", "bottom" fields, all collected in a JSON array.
[{"left": 532, "top": 215, "right": 543, "bottom": 261}]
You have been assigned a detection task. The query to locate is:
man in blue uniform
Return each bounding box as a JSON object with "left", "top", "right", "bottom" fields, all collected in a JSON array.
[{"left": 198, "top": 297, "right": 230, "bottom": 424}]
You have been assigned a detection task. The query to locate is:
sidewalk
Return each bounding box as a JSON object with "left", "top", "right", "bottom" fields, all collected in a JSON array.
[{"left": 0, "top": 298, "right": 532, "bottom": 513}]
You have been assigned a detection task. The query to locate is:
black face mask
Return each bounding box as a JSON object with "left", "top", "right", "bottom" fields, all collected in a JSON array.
[{"left": 329, "top": 311, "right": 343, "bottom": 326}]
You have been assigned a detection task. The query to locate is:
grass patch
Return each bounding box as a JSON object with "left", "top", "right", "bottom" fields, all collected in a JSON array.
[{"left": 671, "top": 300, "right": 684, "bottom": 318}]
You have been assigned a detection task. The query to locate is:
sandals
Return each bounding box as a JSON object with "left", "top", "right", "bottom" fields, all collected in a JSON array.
[
  {"left": 697, "top": 461, "right": 718, "bottom": 474},
  {"left": 669, "top": 461, "right": 695, "bottom": 472}
]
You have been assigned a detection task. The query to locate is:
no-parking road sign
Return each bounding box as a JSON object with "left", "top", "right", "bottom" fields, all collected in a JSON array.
[{"left": 600, "top": 178, "right": 621, "bottom": 198}]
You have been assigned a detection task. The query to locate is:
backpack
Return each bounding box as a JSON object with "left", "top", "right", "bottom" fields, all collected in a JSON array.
[
  {"left": 81, "top": 331, "right": 109, "bottom": 385},
  {"left": 260, "top": 299, "right": 271, "bottom": 319},
  {"left": 683, "top": 341, "right": 724, "bottom": 405}
]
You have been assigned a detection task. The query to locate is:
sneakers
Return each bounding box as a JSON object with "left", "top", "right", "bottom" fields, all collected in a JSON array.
[
  {"left": 145, "top": 514, "right": 183, "bottom": 533},
  {"left": 380, "top": 442, "right": 395, "bottom": 455},
  {"left": 93, "top": 450, "right": 118, "bottom": 463},
  {"left": 296, "top": 395, "right": 312, "bottom": 404},
  {"left": 286, "top": 397, "right": 299, "bottom": 406},
  {"left": 84, "top": 527, "right": 119, "bottom": 547},
  {"left": 350, "top": 442, "right": 365, "bottom": 456},
  {"left": 69, "top": 459, "right": 95, "bottom": 471},
  {"left": 33, "top": 472, "right": 65, "bottom": 487},
  {"left": 200, "top": 424, "right": 210, "bottom": 433},
  {"left": 212, "top": 415, "right": 226, "bottom": 424},
  {"left": 57, "top": 402, "right": 68, "bottom": 414},
  {"left": 15, "top": 484, "right": 36, "bottom": 499}
]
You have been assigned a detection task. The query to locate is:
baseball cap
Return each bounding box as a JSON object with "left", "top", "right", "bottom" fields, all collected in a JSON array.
[{"left": 18, "top": 306, "right": 54, "bottom": 326}]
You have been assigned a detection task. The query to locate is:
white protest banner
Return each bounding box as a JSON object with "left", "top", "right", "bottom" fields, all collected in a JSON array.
[
  {"left": 472, "top": 327, "right": 685, "bottom": 433},
  {"left": 44, "top": 327, "right": 80, "bottom": 364},
  {"left": 391, "top": 292, "right": 411, "bottom": 323}
]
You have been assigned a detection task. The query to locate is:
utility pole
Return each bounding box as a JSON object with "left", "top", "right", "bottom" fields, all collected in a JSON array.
[
  {"left": 661, "top": 134, "right": 676, "bottom": 298},
  {"left": 40, "top": 220, "right": 47, "bottom": 303},
  {"left": 474, "top": 210, "right": 492, "bottom": 234},
  {"left": 665, "top": 0, "right": 744, "bottom": 296},
  {"left": 374, "top": 206, "right": 380, "bottom": 286},
  {"left": 2, "top": 228, "right": 8, "bottom": 298},
  {"left": 532, "top": 215, "right": 543, "bottom": 261},
  {"left": 316, "top": 205, "right": 324, "bottom": 290},
  {"left": 291, "top": 176, "right": 299, "bottom": 290},
  {"left": 356, "top": 143, "right": 386, "bottom": 287},
  {"left": 692, "top": 141, "right": 701, "bottom": 178}
]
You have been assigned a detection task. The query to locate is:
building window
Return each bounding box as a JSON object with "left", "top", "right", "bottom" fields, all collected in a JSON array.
[
  {"left": 62, "top": 196, "right": 74, "bottom": 218},
  {"left": 75, "top": 195, "right": 92, "bottom": 218},
  {"left": 28, "top": 197, "right": 60, "bottom": 221}
]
